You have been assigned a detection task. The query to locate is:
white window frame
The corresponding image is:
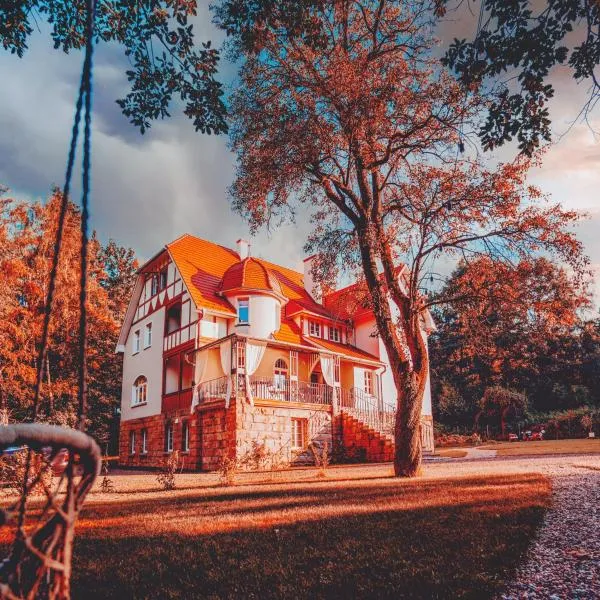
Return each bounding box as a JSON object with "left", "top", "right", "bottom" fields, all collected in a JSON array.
[
  {"left": 144, "top": 322, "right": 152, "bottom": 348},
  {"left": 291, "top": 418, "right": 307, "bottom": 450},
  {"left": 364, "top": 370, "right": 374, "bottom": 396},
  {"left": 132, "top": 329, "right": 141, "bottom": 354},
  {"left": 131, "top": 375, "right": 148, "bottom": 407},
  {"left": 182, "top": 421, "right": 190, "bottom": 452},
  {"left": 309, "top": 321, "right": 321, "bottom": 337},
  {"left": 165, "top": 423, "right": 174, "bottom": 453},
  {"left": 237, "top": 298, "right": 249, "bottom": 324},
  {"left": 129, "top": 430, "right": 136, "bottom": 455},
  {"left": 141, "top": 429, "right": 148, "bottom": 454},
  {"left": 328, "top": 326, "right": 340, "bottom": 342}
]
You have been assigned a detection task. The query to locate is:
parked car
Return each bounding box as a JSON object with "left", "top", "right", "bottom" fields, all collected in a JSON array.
[{"left": 508, "top": 433, "right": 519, "bottom": 442}]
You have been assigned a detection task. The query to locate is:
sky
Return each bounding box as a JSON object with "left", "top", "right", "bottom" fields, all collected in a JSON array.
[{"left": 0, "top": 4, "right": 599, "bottom": 307}]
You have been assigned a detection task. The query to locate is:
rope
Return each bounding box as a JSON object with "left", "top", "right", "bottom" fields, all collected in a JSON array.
[
  {"left": 16, "top": 0, "right": 96, "bottom": 532},
  {"left": 77, "top": 0, "right": 95, "bottom": 431}
]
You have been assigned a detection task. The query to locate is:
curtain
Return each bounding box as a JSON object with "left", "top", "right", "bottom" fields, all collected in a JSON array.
[
  {"left": 190, "top": 348, "right": 210, "bottom": 414},
  {"left": 320, "top": 353, "right": 338, "bottom": 407},
  {"left": 220, "top": 339, "right": 233, "bottom": 408},
  {"left": 245, "top": 340, "right": 267, "bottom": 406}
]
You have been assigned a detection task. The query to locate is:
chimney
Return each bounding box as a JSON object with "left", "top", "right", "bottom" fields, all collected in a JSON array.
[
  {"left": 237, "top": 238, "right": 250, "bottom": 260},
  {"left": 303, "top": 255, "right": 316, "bottom": 298}
]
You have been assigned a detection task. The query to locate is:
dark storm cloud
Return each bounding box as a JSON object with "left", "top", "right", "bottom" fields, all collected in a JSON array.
[{"left": 0, "top": 3, "right": 598, "bottom": 286}]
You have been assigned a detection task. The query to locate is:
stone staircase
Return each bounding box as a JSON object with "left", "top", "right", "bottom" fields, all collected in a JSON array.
[
  {"left": 339, "top": 412, "right": 395, "bottom": 462},
  {"left": 338, "top": 410, "right": 435, "bottom": 462}
]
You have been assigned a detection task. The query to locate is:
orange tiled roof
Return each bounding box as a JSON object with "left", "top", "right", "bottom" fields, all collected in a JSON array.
[
  {"left": 305, "top": 336, "right": 381, "bottom": 363},
  {"left": 220, "top": 257, "right": 283, "bottom": 297},
  {"left": 166, "top": 235, "right": 238, "bottom": 315},
  {"left": 272, "top": 319, "right": 303, "bottom": 345}
]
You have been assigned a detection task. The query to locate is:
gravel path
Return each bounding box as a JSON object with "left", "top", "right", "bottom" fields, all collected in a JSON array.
[{"left": 498, "top": 458, "right": 600, "bottom": 600}]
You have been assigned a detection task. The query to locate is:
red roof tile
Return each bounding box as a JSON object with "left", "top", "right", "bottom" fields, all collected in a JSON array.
[{"left": 220, "top": 257, "right": 283, "bottom": 297}]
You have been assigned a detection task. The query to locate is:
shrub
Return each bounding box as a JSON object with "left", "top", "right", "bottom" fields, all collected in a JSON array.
[
  {"left": 309, "top": 441, "right": 330, "bottom": 477},
  {"left": 218, "top": 456, "right": 237, "bottom": 486},
  {"left": 156, "top": 450, "right": 180, "bottom": 491}
]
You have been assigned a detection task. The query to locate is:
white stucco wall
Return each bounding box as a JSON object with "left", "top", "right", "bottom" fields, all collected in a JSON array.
[
  {"left": 225, "top": 293, "right": 281, "bottom": 339},
  {"left": 120, "top": 307, "right": 165, "bottom": 422},
  {"left": 354, "top": 318, "right": 380, "bottom": 358}
]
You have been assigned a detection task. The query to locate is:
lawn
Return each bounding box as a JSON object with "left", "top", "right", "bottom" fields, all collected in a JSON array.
[
  {"left": 0, "top": 465, "right": 548, "bottom": 599},
  {"left": 480, "top": 438, "right": 600, "bottom": 456},
  {"left": 434, "top": 448, "right": 469, "bottom": 458}
]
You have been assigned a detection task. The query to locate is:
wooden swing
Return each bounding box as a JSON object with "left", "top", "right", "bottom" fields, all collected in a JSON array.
[{"left": 0, "top": 1, "right": 101, "bottom": 597}]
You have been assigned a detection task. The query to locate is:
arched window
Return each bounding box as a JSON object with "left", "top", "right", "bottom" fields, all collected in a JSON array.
[
  {"left": 132, "top": 375, "right": 147, "bottom": 406},
  {"left": 274, "top": 359, "right": 288, "bottom": 391}
]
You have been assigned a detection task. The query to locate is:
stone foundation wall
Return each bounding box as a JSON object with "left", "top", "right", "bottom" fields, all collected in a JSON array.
[
  {"left": 236, "top": 401, "right": 333, "bottom": 467},
  {"left": 119, "top": 410, "right": 201, "bottom": 470}
]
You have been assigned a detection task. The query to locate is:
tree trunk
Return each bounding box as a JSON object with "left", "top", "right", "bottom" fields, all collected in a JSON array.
[
  {"left": 394, "top": 370, "right": 426, "bottom": 477},
  {"left": 356, "top": 223, "right": 427, "bottom": 477}
]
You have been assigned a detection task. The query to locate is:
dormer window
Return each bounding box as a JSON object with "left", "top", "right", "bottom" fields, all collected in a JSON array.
[
  {"left": 309, "top": 321, "right": 321, "bottom": 337},
  {"left": 329, "top": 326, "right": 340, "bottom": 342},
  {"left": 238, "top": 298, "right": 249, "bottom": 324}
]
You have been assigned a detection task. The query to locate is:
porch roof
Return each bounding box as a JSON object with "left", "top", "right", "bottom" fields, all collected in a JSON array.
[{"left": 305, "top": 336, "right": 382, "bottom": 364}]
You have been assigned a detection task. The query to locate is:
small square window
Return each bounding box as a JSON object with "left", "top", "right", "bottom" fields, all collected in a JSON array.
[
  {"left": 328, "top": 326, "right": 340, "bottom": 342},
  {"left": 309, "top": 321, "right": 321, "bottom": 337},
  {"left": 238, "top": 298, "right": 249, "bottom": 324},
  {"left": 291, "top": 418, "right": 307, "bottom": 450},
  {"left": 144, "top": 322, "right": 152, "bottom": 348}
]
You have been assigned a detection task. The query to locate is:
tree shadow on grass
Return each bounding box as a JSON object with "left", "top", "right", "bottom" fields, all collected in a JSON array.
[{"left": 66, "top": 473, "right": 550, "bottom": 599}]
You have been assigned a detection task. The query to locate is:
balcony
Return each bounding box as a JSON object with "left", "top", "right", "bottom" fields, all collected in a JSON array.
[
  {"left": 195, "top": 376, "right": 333, "bottom": 406},
  {"left": 162, "top": 388, "right": 193, "bottom": 412}
]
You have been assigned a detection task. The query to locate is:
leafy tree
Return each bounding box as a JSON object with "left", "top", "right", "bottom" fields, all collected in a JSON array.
[
  {"left": 438, "top": 0, "right": 600, "bottom": 154},
  {"left": 477, "top": 386, "right": 528, "bottom": 437},
  {"left": 0, "top": 186, "right": 137, "bottom": 447},
  {"left": 430, "top": 257, "right": 592, "bottom": 420},
  {"left": 215, "top": 0, "right": 584, "bottom": 476},
  {"left": 1, "top": 0, "right": 227, "bottom": 134}
]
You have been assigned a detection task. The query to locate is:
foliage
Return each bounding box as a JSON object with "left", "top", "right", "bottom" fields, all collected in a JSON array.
[
  {"left": 309, "top": 440, "right": 330, "bottom": 477},
  {"left": 430, "top": 258, "right": 595, "bottom": 428},
  {"left": 434, "top": 431, "right": 482, "bottom": 447},
  {"left": 218, "top": 455, "right": 237, "bottom": 486},
  {"left": 0, "top": 450, "right": 53, "bottom": 497},
  {"left": 0, "top": 1, "right": 227, "bottom": 134},
  {"left": 439, "top": 0, "right": 600, "bottom": 154},
  {"left": 478, "top": 386, "right": 528, "bottom": 436},
  {"left": 0, "top": 186, "right": 138, "bottom": 448},
  {"left": 156, "top": 450, "right": 180, "bottom": 490},
  {"left": 216, "top": 0, "right": 585, "bottom": 476}
]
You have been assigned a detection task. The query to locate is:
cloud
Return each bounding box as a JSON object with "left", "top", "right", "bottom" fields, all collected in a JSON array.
[{"left": 0, "top": 5, "right": 598, "bottom": 293}]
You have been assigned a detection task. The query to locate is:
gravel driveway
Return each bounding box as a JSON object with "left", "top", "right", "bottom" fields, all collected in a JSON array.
[{"left": 497, "top": 457, "right": 600, "bottom": 600}]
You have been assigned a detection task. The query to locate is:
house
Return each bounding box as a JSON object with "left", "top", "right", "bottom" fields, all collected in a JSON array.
[{"left": 117, "top": 234, "right": 435, "bottom": 470}]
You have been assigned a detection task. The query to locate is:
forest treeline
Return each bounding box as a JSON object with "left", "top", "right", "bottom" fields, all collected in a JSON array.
[
  {"left": 0, "top": 187, "right": 137, "bottom": 451},
  {"left": 430, "top": 258, "right": 600, "bottom": 436}
]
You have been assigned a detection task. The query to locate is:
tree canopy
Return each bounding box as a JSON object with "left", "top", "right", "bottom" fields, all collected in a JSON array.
[
  {"left": 0, "top": 186, "right": 137, "bottom": 449},
  {"left": 439, "top": 0, "right": 600, "bottom": 154},
  {"left": 215, "top": 0, "right": 585, "bottom": 476},
  {"left": 1, "top": 0, "right": 227, "bottom": 134}
]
